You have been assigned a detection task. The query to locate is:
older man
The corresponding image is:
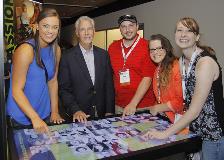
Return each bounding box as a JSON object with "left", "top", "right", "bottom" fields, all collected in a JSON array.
[
  {"left": 59, "top": 16, "right": 114, "bottom": 123},
  {"left": 108, "top": 15, "right": 156, "bottom": 117}
]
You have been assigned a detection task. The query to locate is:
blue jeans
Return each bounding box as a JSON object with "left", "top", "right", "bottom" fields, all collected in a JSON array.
[{"left": 202, "top": 136, "right": 224, "bottom": 160}]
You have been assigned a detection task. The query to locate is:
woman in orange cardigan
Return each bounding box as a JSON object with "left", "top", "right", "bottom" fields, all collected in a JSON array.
[{"left": 148, "top": 34, "right": 183, "bottom": 123}]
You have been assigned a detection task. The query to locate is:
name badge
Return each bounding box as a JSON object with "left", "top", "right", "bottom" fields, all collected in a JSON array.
[{"left": 119, "top": 69, "right": 130, "bottom": 86}]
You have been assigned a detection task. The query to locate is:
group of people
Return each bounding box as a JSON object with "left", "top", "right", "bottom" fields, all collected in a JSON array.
[{"left": 6, "top": 8, "right": 224, "bottom": 160}]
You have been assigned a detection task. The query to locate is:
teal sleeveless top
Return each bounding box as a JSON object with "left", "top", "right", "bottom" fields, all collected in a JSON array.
[{"left": 6, "top": 39, "right": 56, "bottom": 125}]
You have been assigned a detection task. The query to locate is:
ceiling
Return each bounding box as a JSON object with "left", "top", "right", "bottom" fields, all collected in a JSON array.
[
  {"left": 42, "top": 0, "right": 117, "bottom": 19},
  {"left": 40, "top": 0, "right": 154, "bottom": 26}
]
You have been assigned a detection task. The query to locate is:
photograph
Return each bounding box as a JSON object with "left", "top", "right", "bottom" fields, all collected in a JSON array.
[{"left": 14, "top": 0, "right": 41, "bottom": 43}]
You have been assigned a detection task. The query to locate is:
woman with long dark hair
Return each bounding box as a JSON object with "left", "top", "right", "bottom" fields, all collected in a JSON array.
[
  {"left": 148, "top": 34, "right": 184, "bottom": 124},
  {"left": 7, "top": 8, "right": 64, "bottom": 133}
]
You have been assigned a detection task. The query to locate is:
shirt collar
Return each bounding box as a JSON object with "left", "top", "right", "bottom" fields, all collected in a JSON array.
[{"left": 79, "top": 43, "right": 93, "bottom": 54}]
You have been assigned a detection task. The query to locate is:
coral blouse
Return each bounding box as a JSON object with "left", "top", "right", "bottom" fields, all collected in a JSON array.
[{"left": 153, "top": 60, "right": 183, "bottom": 123}]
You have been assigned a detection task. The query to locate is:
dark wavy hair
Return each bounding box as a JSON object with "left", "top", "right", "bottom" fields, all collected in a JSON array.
[
  {"left": 176, "top": 17, "right": 215, "bottom": 55},
  {"left": 34, "top": 8, "right": 61, "bottom": 68},
  {"left": 150, "top": 34, "right": 177, "bottom": 87}
]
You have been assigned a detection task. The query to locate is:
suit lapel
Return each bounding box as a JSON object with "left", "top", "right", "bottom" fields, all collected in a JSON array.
[{"left": 75, "top": 45, "right": 93, "bottom": 85}]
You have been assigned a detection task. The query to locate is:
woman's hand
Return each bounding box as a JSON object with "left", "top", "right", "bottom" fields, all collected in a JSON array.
[
  {"left": 142, "top": 129, "right": 169, "bottom": 140},
  {"left": 149, "top": 106, "right": 159, "bottom": 116},
  {"left": 50, "top": 112, "right": 65, "bottom": 124},
  {"left": 31, "top": 117, "right": 49, "bottom": 134}
]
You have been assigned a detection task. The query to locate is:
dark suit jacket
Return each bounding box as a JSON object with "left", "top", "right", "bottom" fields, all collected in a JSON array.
[{"left": 58, "top": 44, "right": 115, "bottom": 118}]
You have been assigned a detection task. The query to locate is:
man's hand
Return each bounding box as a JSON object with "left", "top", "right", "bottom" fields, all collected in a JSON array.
[
  {"left": 73, "top": 111, "right": 90, "bottom": 123},
  {"left": 105, "top": 113, "right": 113, "bottom": 117},
  {"left": 50, "top": 112, "right": 65, "bottom": 124},
  {"left": 31, "top": 116, "right": 49, "bottom": 134},
  {"left": 122, "top": 103, "right": 137, "bottom": 118}
]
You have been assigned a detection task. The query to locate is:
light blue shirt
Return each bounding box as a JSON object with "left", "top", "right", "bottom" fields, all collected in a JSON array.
[{"left": 79, "top": 43, "right": 95, "bottom": 85}]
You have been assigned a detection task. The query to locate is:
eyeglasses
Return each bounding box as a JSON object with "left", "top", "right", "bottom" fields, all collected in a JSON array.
[{"left": 150, "top": 46, "right": 164, "bottom": 52}]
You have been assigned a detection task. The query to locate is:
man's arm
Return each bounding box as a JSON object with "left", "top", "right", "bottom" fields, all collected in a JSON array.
[
  {"left": 122, "top": 41, "right": 155, "bottom": 117},
  {"left": 122, "top": 77, "right": 152, "bottom": 117}
]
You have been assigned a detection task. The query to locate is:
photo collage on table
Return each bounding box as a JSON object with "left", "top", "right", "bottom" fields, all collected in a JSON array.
[{"left": 13, "top": 113, "right": 196, "bottom": 160}]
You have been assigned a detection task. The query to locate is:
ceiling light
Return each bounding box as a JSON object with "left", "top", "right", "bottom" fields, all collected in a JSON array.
[{"left": 29, "top": 0, "right": 43, "bottom": 4}]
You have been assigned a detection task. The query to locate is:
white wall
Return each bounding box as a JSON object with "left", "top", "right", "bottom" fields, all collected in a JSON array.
[{"left": 61, "top": 0, "right": 224, "bottom": 93}]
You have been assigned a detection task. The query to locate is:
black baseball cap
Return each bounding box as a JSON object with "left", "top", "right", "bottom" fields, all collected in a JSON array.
[{"left": 118, "top": 15, "right": 137, "bottom": 26}]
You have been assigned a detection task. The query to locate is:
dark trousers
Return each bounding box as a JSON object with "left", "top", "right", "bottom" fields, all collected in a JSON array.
[{"left": 7, "top": 116, "right": 51, "bottom": 129}]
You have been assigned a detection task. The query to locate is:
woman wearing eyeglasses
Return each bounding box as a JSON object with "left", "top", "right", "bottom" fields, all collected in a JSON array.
[
  {"left": 144, "top": 18, "right": 224, "bottom": 160},
  {"left": 148, "top": 34, "right": 184, "bottom": 124}
]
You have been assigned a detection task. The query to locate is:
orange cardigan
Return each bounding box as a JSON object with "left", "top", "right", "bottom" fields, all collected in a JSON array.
[{"left": 153, "top": 60, "right": 183, "bottom": 123}]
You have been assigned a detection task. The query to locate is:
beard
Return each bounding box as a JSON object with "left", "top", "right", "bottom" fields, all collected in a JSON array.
[{"left": 122, "top": 33, "right": 137, "bottom": 41}]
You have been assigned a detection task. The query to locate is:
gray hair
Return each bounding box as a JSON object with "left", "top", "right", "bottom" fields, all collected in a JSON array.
[{"left": 75, "top": 16, "right": 95, "bottom": 31}]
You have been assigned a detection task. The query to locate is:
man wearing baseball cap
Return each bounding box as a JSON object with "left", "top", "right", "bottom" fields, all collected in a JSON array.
[{"left": 108, "top": 15, "right": 156, "bottom": 117}]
